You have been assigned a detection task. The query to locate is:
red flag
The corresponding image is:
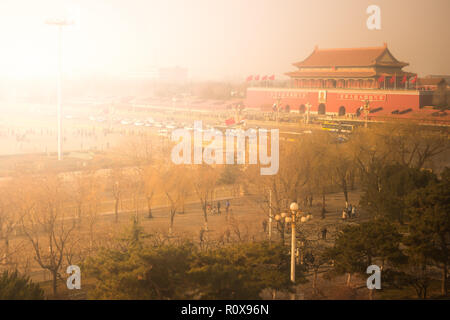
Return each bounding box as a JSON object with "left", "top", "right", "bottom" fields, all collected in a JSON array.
[
  {"left": 378, "top": 76, "right": 385, "bottom": 83},
  {"left": 225, "top": 118, "right": 235, "bottom": 126},
  {"left": 401, "top": 75, "right": 407, "bottom": 84},
  {"left": 262, "top": 75, "right": 268, "bottom": 81},
  {"left": 246, "top": 75, "right": 253, "bottom": 82},
  {"left": 268, "top": 75, "right": 275, "bottom": 81},
  {"left": 390, "top": 75, "right": 396, "bottom": 84},
  {"left": 411, "top": 75, "right": 418, "bottom": 84},
  {"left": 254, "top": 75, "right": 260, "bottom": 81}
]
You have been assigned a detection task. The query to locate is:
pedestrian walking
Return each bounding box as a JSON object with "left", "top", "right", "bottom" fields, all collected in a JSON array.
[
  {"left": 217, "top": 201, "right": 221, "bottom": 214},
  {"left": 342, "top": 209, "right": 348, "bottom": 221},
  {"left": 321, "top": 227, "right": 328, "bottom": 240},
  {"left": 199, "top": 229, "right": 205, "bottom": 245}
]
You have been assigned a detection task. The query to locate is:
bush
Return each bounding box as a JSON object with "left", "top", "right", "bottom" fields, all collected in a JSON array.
[
  {"left": 85, "top": 226, "right": 302, "bottom": 300},
  {"left": 0, "top": 271, "right": 45, "bottom": 300}
]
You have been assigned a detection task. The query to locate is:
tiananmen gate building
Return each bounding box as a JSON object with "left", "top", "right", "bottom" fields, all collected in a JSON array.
[{"left": 245, "top": 44, "right": 446, "bottom": 122}]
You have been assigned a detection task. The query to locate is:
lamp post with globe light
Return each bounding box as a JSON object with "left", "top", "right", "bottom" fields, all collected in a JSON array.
[
  {"left": 275, "top": 202, "right": 312, "bottom": 283},
  {"left": 362, "top": 100, "right": 370, "bottom": 128},
  {"left": 305, "top": 102, "right": 312, "bottom": 124}
]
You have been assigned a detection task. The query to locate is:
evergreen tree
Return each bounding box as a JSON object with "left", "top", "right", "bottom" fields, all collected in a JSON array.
[
  {"left": 360, "top": 164, "right": 436, "bottom": 223},
  {"left": 85, "top": 226, "right": 302, "bottom": 299},
  {"left": 188, "top": 242, "right": 301, "bottom": 299},
  {"left": 0, "top": 271, "right": 44, "bottom": 300},
  {"left": 327, "top": 219, "right": 403, "bottom": 286},
  {"left": 404, "top": 169, "right": 450, "bottom": 296}
]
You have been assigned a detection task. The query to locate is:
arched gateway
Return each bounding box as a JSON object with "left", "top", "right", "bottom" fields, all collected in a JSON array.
[{"left": 318, "top": 103, "right": 326, "bottom": 115}]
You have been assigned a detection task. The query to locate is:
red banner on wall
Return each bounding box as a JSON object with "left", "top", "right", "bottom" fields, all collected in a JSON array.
[
  {"left": 338, "top": 93, "right": 386, "bottom": 101},
  {"left": 270, "top": 91, "right": 308, "bottom": 99}
]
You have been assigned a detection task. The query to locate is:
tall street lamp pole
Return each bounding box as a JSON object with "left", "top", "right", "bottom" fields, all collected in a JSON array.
[
  {"left": 45, "top": 19, "right": 73, "bottom": 161},
  {"left": 362, "top": 100, "right": 370, "bottom": 128},
  {"left": 275, "top": 98, "right": 281, "bottom": 123},
  {"left": 268, "top": 189, "right": 272, "bottom": 243},
  {"left": 275, "top": 202, "right": 312, "bottom": 284},
  {"left": 305, "top": 102, "right": 312, "bottom": 124},
  {"left": 289, "top": 202, "right": 298, "bottom": 283}
]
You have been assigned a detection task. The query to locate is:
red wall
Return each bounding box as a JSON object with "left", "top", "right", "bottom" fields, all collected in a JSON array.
[{"left": 245, "top": 88, "right": 432, "bottom": 114}]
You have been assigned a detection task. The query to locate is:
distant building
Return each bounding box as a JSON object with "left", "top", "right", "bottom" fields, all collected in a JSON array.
[
  {"left": 285, "top": 43, "right": 414, "bottom": 90},
  {"left": 425, "top": 75, "right": 450, "bottom": 84},
  {"left": 420, "top": 76, "right": 450, "bottom": 108},
  {"left": 245, "top": 44, "right": 450, "bottom": 124},
  {"left": 417, "top": 77, "right": 448, "bottom": 91}
]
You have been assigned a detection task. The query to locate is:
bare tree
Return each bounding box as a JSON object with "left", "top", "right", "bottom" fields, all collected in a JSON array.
[
  {"left": 127, "top": 169, "right": 144, "bottom": 222},
  {"left": 0, "top": 176, "right": 34, "bottom": 265},
  {"left": 109, "top": 167, "right": 127, "bottom": 223},
  {"left": 308, "top": 133, "right": 336, "bottom": 216},
  {"left": 84, "top": 173, "right": 104, "bottom": 251},
  {"left": 330, "top": 143, "right": 353, "bottom": 206},
  {"left": 303, "top": 240, "right": 331, "bottom": 295},
  {"left": 244, "top": 137, "right": 318, "bottom": 243},
  {"left": 390, "top": 123, "right": 449, "bottom": 169},
  {"left": 161, "top": 165, "right": 189, "bottom": 235},
  {"left": 138, "top": 164, "right": 161, "bottom": 219},
  {"left": 70, "top": 170, "right": 99, "bottom": 226},
  {"left": 20, "top": 174, "right": 76, "bottom": 296},
  {"left": 192, "top": 164, "right": 219, "bottom": 231}
]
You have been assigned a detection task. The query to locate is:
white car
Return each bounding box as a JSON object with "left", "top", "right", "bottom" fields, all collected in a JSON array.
[{"left": 158, "top": 129, "right": 169, "bottom": 137}]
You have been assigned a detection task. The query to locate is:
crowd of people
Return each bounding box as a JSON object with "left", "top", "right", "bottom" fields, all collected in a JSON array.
[
  {"left": 0, "top": 124, "right": 161, "bottom": 155},
  {"left": 341, "top": 203, "right": 357, "bottom": 221},
  {"left": 206, "top": 199, "right": 231, "bottom": 216}
]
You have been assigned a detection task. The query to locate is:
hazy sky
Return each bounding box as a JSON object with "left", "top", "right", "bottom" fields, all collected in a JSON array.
[{"left": 0, "top": 0, "right": 449, "bottom": 81}]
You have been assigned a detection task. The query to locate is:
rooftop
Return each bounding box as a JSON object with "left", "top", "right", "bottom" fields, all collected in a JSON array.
[{"left": 293, "top": 44, "right": 409, "bottom": 68}]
